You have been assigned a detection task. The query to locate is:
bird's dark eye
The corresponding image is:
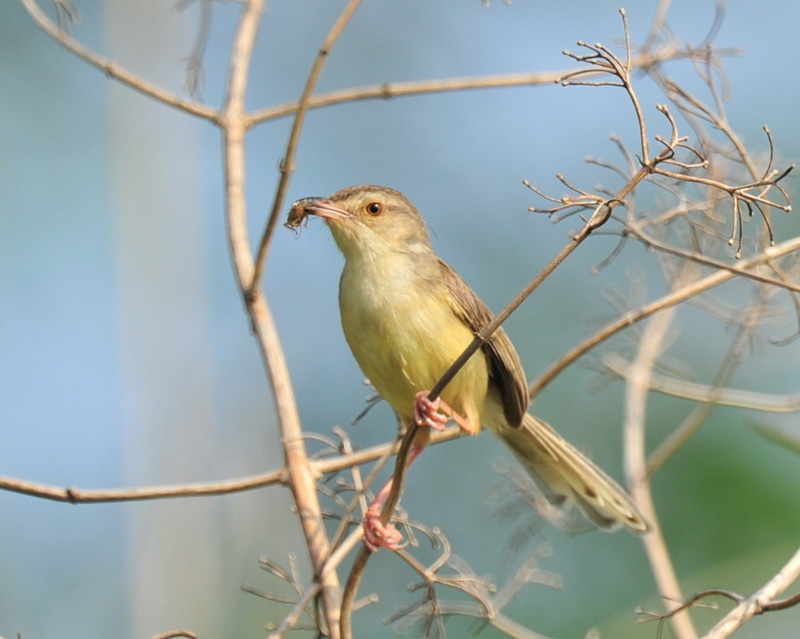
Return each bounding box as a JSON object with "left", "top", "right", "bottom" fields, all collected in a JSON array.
[{"left": 365, "top": 202, "right": 383, "bottom": 216}]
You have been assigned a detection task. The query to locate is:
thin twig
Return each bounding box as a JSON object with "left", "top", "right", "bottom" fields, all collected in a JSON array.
[
  {"left": 625, "top": 223, "right": 800, "bottom": 293},
  {"left": 623, "top": 271, "right": 697, "bottom": 639},
  {"left": 0, "top": 471, "right": 283, "bottom": 503},
  {"left": 249, "top": 0, "right": 362, "bottom": 293},
  {"left": 267, "top": 525, "right": 367, "bottom": 639},
  {"left": 0, "top": 425, "right": 463, "bottom": 504},
  {"left": 647, "top": 286, "right": 772, "bottom": 475},
  {"left": 18, "top": 0, "right": 218, "bottom": 121},
  {"left": 429, "top": 181, "right": 632, "bottom": 404},
  {"left": 603, "top": 353, "right": 800, "bottom": 414},
  {"left": 245, "top": 45, "right": 695, "bottom": 126},
  {"left": 151, "top": 631, "right": 199, "bottom": 639},
  {"left": 528, "top": 236, "right": 800, "bottom": 398},
  {"left": 702, "top": 544, "right": 800, "bottom": 638},
  {"left": 340, "top": 421, "right": 420, "bottom": 639}
]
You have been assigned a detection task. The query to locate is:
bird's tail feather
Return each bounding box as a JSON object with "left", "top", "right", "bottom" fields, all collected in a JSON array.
[{"left": 497, "top": 413, "right": 650, "bottom": 533}]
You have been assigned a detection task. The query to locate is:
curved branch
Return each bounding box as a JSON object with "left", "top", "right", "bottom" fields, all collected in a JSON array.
[
  {"left": 528, "top": 236, "right": 800, "bottom": 398},
  {"left": 250, "top": 0, "right": 362, "bottom": 292},
  {"left": 603, "top": 353, "right": 800, "bottom": 414},
  {"left": 18, "top": 0, "right": 218, "bottom": 121},
  {"left": 623, "top": 287, "right": 697, "bottom": 639},
  {"left": 703, "top": 544, "right": 800, "bottom": 638}
]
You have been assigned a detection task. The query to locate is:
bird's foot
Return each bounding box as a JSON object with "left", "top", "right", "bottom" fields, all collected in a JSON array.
[
  {"left": 413, "top": 392, "right": 449, "bottom": 431},
  {"left": 363, "top": 505, "right": 406, "bottom": 552},
  {"left": 414, "top": 391, "right": 472, "bottom": 433}
]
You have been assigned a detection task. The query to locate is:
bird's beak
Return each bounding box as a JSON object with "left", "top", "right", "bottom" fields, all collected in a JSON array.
[
  {"left": 286, "top": 197, "right": 352, "bottom": 229},
  {"left": 301, "top": 197, "right": 352, "bottom": 220}
]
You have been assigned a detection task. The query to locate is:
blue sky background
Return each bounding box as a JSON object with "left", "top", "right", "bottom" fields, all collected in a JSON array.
[{"left": 2, "top": 1, "right": 800, "bottom": 638}]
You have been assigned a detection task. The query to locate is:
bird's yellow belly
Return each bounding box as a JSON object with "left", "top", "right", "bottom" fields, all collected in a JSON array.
[{"left": 339, "top": 266, "right": 488, "bottom": 429}]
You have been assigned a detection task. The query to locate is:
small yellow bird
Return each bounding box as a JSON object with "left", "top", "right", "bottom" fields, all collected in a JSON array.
[{"left": 289, "top": 185, "right": 649, "bottom": 550}]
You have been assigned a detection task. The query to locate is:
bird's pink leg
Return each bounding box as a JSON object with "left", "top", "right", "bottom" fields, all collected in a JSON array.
[
  {"left": 364, "top": 393, "right": 473, "bottom": 551},
  {"left": 363, "top": 440, "right": 425, "bottom": 552}
]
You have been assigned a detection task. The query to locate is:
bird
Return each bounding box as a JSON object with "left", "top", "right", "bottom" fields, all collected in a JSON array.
[{"left": 287, "top": 184, "right": 649, "bottom": 550}]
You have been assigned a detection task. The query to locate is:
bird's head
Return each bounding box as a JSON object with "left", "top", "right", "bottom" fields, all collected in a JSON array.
[{"left": 287, "top": 185, "right": 433, "bottom": 261}]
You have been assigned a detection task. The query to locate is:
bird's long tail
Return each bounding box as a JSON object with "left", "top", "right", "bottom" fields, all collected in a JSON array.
[{"left": 497, "top": 413, "right": 650, "bottom": 533}]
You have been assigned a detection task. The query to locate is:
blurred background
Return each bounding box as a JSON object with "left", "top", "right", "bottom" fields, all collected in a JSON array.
[{"left": 2, "top": 1, "right": 800, "bottom": 637}]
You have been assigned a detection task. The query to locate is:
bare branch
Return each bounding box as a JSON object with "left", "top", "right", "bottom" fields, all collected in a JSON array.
[
  {"left": 603, "top": 353, "right": 800, "bottom": 414},
  {"left": 246, "top": 44, "right": 698, "bottom": 126},
  {"left": 151, "top": 631, "right": 200, "bottom": 639},
  {"left": 0, "top": 425, "right": 463, "bottom": 504},
  {"left": 219, "top": 0, "right": 343, "bottom": 634},
  {"left": 643, "top": 544, "right": 800, "bottom": 639},
  {"left": 530, "top": 236, "right": 800, "bottom": 398},
  {"left": 18, "top": 0, "right": 218, "bottom": 121},
  {"left": 622, "top": 278, "right": 697, "bottom": 639},
  {"left": 249, "top": 0, "right": 362, "bottom": 293}
]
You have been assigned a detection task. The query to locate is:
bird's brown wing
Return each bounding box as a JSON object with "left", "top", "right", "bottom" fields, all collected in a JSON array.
[{"left": 437, "top": 258, "right": 529, "bottom": 428}]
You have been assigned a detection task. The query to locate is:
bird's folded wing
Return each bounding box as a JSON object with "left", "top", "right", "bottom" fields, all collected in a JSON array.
[{"left": 438, "top": 258, "right": 529, "bottom": 428}]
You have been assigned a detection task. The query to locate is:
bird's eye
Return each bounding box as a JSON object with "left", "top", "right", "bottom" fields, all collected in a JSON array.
[{"left": 365, "top": 202, "right": 383, "bottom": 216}]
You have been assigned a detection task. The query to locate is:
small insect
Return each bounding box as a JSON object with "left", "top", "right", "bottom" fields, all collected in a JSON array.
[{"left": 285, "top": 198, "right": 316, "bottom": 233}]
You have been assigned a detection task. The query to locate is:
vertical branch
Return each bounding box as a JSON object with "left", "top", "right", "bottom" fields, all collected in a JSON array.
[
  {"left": 340, "top": 415, "right": 425, "bottom": 639},
  {"left": 219, "top": 1, "right": 342, "bottom": 636},
  {"left": 623, "top": 275, "right": 698, "bottom": 639},
  {"left": 646, "top": 289, "right": 768, "bottom": 475},
  {"left": 250, "top": 0, "right": 363, "bottom": 292},
  {"left": 618, "top": 9, "right": 649, "bottom": 161}
]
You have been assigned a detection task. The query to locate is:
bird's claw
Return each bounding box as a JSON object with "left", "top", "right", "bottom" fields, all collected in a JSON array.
[
  {"left": 414, "top": 391, "right": 474, "bottom": 433},
  {"left": 363, "top": 508, "right": 406, "bottom": 552},
  {"left": 414, "top": 392, "right": 449, "bottom": 431}
]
